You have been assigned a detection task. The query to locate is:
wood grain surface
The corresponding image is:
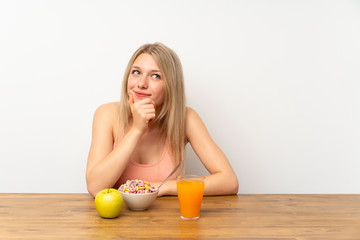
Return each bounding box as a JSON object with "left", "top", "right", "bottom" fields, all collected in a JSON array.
[{"left": 0, "top": 194, "right": 359, "bottom": 239}]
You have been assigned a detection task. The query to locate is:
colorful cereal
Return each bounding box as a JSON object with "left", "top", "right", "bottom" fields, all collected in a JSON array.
[{"left": 119, "top": 179, "right": 157, "bottom": 194}]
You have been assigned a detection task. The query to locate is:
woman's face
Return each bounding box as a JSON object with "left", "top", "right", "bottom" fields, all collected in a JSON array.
[{"left": 127, "top": 53, "right": 165, "bottom": 108}]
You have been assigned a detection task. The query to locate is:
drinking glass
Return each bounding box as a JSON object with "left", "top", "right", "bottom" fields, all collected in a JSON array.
[{"left": 176, "top": 175, "right": 205, "bottom": 220}]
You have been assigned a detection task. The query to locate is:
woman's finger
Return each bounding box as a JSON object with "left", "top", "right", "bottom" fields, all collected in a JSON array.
[{"left": 128, "top": 91, "right": 135, "bottom": 109}]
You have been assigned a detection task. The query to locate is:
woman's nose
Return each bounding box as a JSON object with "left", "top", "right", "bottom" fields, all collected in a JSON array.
[{"left": 138, "top": 75, "right": 148, "bottom": 89}]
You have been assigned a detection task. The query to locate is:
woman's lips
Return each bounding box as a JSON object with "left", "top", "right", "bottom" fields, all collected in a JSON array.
[{"left": 134, "top": 91, "right": 151, "bottom": 98}]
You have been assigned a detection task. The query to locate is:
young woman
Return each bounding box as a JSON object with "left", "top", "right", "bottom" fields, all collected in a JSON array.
[{"left": 86, "top": 43, "right": 238, "bottom": 197}]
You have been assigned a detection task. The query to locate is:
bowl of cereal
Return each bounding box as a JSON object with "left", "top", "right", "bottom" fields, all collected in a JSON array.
[{"left": 118, "top": 179, "right": 158, "bottom": 211}]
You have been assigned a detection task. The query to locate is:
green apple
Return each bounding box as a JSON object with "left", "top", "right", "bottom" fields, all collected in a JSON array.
[{"left": 95, "top": 188, "right": 123, "bottom": 218}]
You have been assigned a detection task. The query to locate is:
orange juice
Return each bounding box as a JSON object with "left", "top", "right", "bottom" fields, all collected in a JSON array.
[{"left": 176, "top": 175, "right": 205, "bottom": 220}]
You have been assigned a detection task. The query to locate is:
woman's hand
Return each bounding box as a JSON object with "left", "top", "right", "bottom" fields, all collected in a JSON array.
[{"left": 128, "top": 91, "right": 156, "bottom": 133}]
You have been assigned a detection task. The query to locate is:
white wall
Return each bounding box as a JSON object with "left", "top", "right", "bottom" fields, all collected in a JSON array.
[{"left": 1, "top": 0, "right": 359, "bottom": 193}]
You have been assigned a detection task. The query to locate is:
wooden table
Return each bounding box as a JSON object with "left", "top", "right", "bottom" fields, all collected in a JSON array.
[{"left": 0, "top": 194, "right": 359, "bottom": 239}]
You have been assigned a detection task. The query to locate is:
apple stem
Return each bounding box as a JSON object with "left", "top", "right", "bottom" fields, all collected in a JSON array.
[{"left": 107, "top": 188, "right": 110, "bottom": 193}]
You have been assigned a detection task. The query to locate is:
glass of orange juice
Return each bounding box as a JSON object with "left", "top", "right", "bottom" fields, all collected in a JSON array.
[{"left": 176, "top": 175, "right": 205, "bottom": 220}]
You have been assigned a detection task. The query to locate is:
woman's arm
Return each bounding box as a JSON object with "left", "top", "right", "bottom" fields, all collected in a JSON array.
[
  {"left": 155, "top": 107, "right": 238, "bottom": 196},
  {"left": 185, "top": 107, "right": 239, "bottom": 195},
  {"left": 86, "top": 93, "right": 156, "bottom": 197},
  {"left": 86, "top": 103, "right": 143, "bottom": 197}
]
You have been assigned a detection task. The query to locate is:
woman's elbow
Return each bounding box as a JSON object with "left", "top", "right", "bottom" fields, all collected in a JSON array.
[
  {"left": 86, "top": 179, "right": 100, "bottom": 198},
  {"left": 231, "top": 179, "right": 239, "bottom": 194},
  {"left": 87, "top": 184, "right": 97, "bottom": 198},
  {"left": 227, "top": 174, "right": 239, "bottom": 195}
]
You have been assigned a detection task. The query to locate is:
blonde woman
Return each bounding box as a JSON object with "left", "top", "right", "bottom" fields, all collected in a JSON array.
[{"left": 86, "top": 43, "right": 238, "bottom": 197}]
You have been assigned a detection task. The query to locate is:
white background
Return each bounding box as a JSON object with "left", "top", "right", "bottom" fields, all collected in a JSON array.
[{"left": 1, "top": 0, "right": 359, "bottom": 193}]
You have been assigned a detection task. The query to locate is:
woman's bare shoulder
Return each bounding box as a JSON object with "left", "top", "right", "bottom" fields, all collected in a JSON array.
[
  {"left": 93, "top": 102, "right": 120, "bottom": 126},
  {"left": 185, "top": 107, "right": 201, "bottom": 121},
  {"left": 185, "top": 107, "right": 206, "bottom": 131},
  {"left": 95, "top": 102, "right": 120, "bottom": 115}
]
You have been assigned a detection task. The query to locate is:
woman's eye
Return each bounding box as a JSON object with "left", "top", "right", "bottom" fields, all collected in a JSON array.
[
  {"left": 151, "top": 74, "right": 161, "bottom": 79},
  {"left": 132, "top": 70, "right": 140, "bottom": 75}
]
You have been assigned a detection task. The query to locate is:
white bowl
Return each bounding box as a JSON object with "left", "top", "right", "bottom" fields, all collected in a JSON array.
[{"left": 120, "top": 191, "right": 159, "bottom": 211}]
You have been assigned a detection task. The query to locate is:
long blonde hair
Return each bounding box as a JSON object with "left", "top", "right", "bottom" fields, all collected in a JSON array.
[{"left": 118, "top": 43, "right": 186, "bottom": 170}]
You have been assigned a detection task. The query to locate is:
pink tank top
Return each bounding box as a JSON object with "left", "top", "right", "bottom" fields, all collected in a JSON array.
[{"left": 114, "top": 137, "right": 177, "bottom": 184}]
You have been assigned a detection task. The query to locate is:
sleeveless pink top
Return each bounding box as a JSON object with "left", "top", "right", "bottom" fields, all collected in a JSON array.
[{"left": 114, "top": 137, "right": 177, "bottom": 184}]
